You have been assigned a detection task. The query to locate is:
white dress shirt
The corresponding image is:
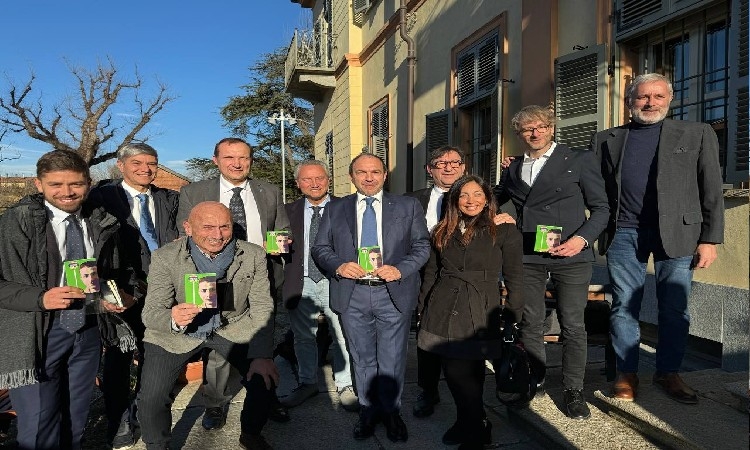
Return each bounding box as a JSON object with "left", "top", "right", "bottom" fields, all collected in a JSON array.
[
  {"left": 426, "top": 186, "right": 447, "bottom": 232},
  {"left": 120, "top": 181, "right": 156, "bottom": 228},
  {"left": 218, "top": 177, "right": 263, "bottom": 246},
  {"left": 521, "top": 142, "right": 557, "bottom": 186},
  {"left": 46, "top": 201, "right": 94, "bottom": 286}
]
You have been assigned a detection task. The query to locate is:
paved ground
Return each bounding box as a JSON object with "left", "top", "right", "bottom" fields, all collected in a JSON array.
[{"left": 1, "top": 306, "right": 746, "bottom": 449}]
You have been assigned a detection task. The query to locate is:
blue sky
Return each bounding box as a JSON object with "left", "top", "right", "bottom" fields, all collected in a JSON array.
[{"left": 0, "top": 1, "right": 309, "bottom": 177}]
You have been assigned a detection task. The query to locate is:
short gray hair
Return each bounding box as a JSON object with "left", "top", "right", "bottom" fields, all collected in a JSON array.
[
  {"left": 117, "top": 142, "right": 159, "bottom": 161},
  {"left": 294, "top": 159, "right": 330, "bottom": 179},
  {"left": 626, "top": 73, "right": 674, "bottom": 106}
]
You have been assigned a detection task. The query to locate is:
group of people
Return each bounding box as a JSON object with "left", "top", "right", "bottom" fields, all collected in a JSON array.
[{"left": 0, "top": 73, "right": 723, "bottom": 450}]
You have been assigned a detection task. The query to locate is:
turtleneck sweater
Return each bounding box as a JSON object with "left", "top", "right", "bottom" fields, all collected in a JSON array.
[{"left": 617, "top": 120, "right": 662, "bottom": 228}]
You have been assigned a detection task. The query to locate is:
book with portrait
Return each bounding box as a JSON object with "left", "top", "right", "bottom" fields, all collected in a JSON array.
[
  {"left": 64, "top": 258, "right": 101, "bottom": 294},
  {"left": 534, "top": 225, "right": 563, "bottom": 252},
  {"left": 358, "top": 245, "right": 383, "bottom": 275},
  {"left": 184, "top": 273, "right": 218, "bottom": 308},
  {"left": 265, "top": 230, "right": 290, "bottom": 254}
]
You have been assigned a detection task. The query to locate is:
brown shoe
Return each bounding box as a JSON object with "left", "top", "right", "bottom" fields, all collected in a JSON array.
[
  {"left": 652, "top": 372, "right": 698, "bottom": 404},
  {"left": 612, "top": 372, "right": 639, "bottom": 401}
]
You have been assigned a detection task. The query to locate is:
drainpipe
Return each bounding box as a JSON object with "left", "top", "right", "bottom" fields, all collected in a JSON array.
[{"left": 399, "top": 0, "right": 416, "bottom": 192}]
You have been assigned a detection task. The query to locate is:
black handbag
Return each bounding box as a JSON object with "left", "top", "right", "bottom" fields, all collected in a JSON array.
[{"left": 494, "top": 319, "right": 537, "bottom": 407}]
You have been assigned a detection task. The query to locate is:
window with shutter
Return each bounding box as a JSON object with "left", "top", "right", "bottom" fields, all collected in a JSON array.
[
  {"left": 424, "top": 110, "right": 451, "bottom": 189},
  {"left": 325, "top": 131, "right": 335, "bottom": 193},
  {"left": 618, "top": 0, "right": 663, "bottom": 32},
  {"left": 370, "top": 101, "right": 389, "bottom": 168},
  {"left": 456, "top": 32, "right": 498, "bottom": 107},
  {"left": 555, "top": 44, "right": 607, "bottom": 150},
  {"left": 726, "top": 0, "right": 749, "bottom": 182}
]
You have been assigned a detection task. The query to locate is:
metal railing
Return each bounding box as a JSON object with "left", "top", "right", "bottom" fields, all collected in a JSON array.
[{"left": 284, "top": 18, "right": 334, "bottom": 87}]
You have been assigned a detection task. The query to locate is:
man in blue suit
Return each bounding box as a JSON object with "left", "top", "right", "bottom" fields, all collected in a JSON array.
[{"left": 312, "top": 153, "right": 430, "bottom": 443}]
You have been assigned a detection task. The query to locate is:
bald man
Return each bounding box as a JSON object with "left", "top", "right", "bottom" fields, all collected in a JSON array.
[{"left": 137, "top": 202, "right": 277, "bottom": 450}]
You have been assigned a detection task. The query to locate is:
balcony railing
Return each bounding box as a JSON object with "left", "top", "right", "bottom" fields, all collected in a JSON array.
[{"left": 284, "top": 18, "right": 335, "bottom": 89}]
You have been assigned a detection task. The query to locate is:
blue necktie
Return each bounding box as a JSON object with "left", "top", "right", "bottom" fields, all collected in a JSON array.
[
  {"left": 136, "top": 193, "right": 159, "bottom": 252},
  {"left": 60, "top": 215, "right": 86, "bottom": 333},
  {"left": 360, "top": 197, "right": 378, "bottom": 247},
  {"left": 307, "top": 206, "right": 324, "bottom": 282}
]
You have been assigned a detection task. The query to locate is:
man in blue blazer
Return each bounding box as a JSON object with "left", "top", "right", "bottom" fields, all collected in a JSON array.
[
  {"left": 591, "top": 73, "right": 724, "bottom": 405},
  {"left": 312, "top": 153, "right": 430, "bottom": 442}
]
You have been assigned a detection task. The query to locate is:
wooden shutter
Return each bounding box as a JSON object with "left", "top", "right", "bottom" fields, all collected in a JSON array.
[
  {"left": 456, "top": 32, "right": 498, "bottom": 108},
  {"left": 371, "top": 102, "right": 389, "bottom": 167},
  {"left": 726, "top": 0, "right": 749, "bottom": 182},
  {"left": 555, "top": 44, "right": 607, "bottom": 150},
  {"left": 325, "top": 131, "right": 334, "bottom": 193},
  {"left": 618, "top": 0, "right": 663, "bottom": 32}
]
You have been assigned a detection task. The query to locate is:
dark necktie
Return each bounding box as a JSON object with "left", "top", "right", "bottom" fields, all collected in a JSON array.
[
  {"left": 60, "top": 215, "right": 86, "bottom": 333},
  {"left": 436, "top": 192, "right": 444, "bottom": 222},
  {"left": 307, "top": 206, "right": 324, "bottom": 282},
  {"left": 136, "top": 193, "right": 159, "bottom": 252},
  {"left": 229, "top": 187, "right": 247, "bottom": 241},
  {"left": 360, "top": 197, "right": 378, "bottom": 247}
]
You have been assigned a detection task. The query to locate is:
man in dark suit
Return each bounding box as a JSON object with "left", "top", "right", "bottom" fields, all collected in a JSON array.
[
  {"left": 279, "top": 160, "right": 358, "bottom": 411},
  {"left": 0, "top": 150, "right": 128, "bottom": 450},
  {"left": 312, "top": 153, "right": 430, "bottom": 442},
  {"left": 403, "top": 145, "right": 465, "bottom": 419},
  {"left": 177, "top": 137, "right": 290, "bottom": 428},
  {"left": 494, "top": 105, "right": 609, "bottom": 420},
  {"left": 590, "top": 73, "right": 724, "bottom": 405},
  {"left": 88, "top": 142, "right": 180, "bottom": 448}
]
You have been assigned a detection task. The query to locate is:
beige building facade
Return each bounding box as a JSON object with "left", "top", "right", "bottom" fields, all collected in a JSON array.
[{"left": 285, "top": 0, "right": 748, "bottom": 369}]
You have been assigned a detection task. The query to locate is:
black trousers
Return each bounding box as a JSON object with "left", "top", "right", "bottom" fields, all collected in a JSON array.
[
  {"left": 519, "top": 261, "right": 591, "bottom": 390},
  {"left": 102, "top": 301, "right": 145, "bottom": 432},
  {"left": 441, "top": 357, "right": 486, "bottom": 440},
  {"left": 137, "top": 337, "right": 272, "bottom": 447},
  {"left": 416, "top": 347, "right": 442, "bottom": 394}
]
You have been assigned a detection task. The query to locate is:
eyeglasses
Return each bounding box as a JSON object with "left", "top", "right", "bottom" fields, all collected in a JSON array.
[
  {"left": 431, "top": 160, "right": 464, "bottom": 169},
  {"left": 518, "top": 124, "right": 551, "bottom": 136}
]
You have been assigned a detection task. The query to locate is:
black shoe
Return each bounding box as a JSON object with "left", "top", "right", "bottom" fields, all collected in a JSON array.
[
  {"left": 535, "top": 380, "right": 546, "bottom": 398},
  {"left": 239, "top": 432, "right": 272, "bottom": 450},
  {"left": 442, "top": 422, "right": 464, "bottom": 445},
  {"left": 383, "top": 411, "right": 408, "bottom": 442},
  {"left": 563, "top": 389, "right": 591, "bottom": 420},
  {"left": 353, "top": 407, "right": 378, "bottom": 440},
  {"left": 412, "top": 390, "right": 440, "bottom": 418},
  {"left": 268, "top": 398, "right": 291, "bottom": 423},
  {"left": 201, "top": 407, "right": 226, "bottom": 430},
  {"left": 110, "top": 419, "right": 135, "bottom": 449}
]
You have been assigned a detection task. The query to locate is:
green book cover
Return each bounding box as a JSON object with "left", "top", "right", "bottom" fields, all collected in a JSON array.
[
  {"left": 534, "top": 225, "right": 563, "bottom": 252},
  {"left": 63, "top": 258, "right": 100, "bottom": 293},
  {"left": 358, "top": 246, "right": 383, "bottom": 273},
  {"left": 184, "top": 273, "right": 218, "bottom": 308},
  {"left": 265, "top": 230, "right": 290, "bottom": 254}
]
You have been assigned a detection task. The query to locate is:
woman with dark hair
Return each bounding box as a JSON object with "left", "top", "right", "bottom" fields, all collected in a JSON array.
[{"left": 417, "top": 175, "right": 524, "bottom": 449}]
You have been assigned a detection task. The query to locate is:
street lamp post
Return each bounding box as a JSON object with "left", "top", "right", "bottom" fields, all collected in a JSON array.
[{"left": 267, "top": 108, "right": 297, "bottom": 202}]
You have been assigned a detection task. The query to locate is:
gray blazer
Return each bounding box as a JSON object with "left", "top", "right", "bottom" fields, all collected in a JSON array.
[
  {"left": 142, "top": 238, "right": 274, "bottom": 358},
  {"left": 590, "top": 119, "right": 724, "bottom": 257},
  {"left": 176, "top": 177, "right": 290, "bottom": 237}
]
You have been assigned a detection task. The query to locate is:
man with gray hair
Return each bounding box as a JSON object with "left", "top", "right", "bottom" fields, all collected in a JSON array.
[
  {"left": 279, "top": 160, "right": 358, "bottom": 410},
  {"left": 88, "top": 142, "right": 180, "bottom": 448},
  {"left": 590, "top": 73, "right": 724, "bottom": 404}
]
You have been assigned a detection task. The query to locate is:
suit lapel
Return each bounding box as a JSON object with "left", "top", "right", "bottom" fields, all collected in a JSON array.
[
  {"left": 656, "top": 119, "right": 684, "bottom": 169},
  {"left": 508, "top": 159, "right": 531, "bottom": 195},
  {"left": 247, "top": 179, "right": 269, "bottom": 234},
  {"left": 382, "top": 192, "right": 394, "bottom": 246},
  {"left": 150, "top": 187, "right": 168, "bottom": 245},
  {"left": 605, "top": 127, "right": 627, "bottom": 173},
  {"left": 344, "top": 195, "right": 358, "bottom": 248}
]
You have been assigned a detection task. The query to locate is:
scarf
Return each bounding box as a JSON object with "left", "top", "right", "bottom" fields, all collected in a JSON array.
[{"left": 185, "top": 238, "right": 236, "bottom": 340}]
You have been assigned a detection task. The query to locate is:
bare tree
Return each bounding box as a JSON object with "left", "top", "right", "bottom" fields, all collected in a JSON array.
[
  {"left": 0, "top": 128, "right": 21, "bottom": 164},
  {"left": 0, "top": 58, "right": 176, "bottom": 166}
]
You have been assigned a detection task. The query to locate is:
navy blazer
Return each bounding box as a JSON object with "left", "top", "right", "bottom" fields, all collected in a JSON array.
[
  {"left": 494, "top": 144, "right": 609, "bottom": 264},
  {"left": 88, "top": 179, "right": 180, "bottom": 284},
  {"left": 281, "top": 195, "right": 338, "bottom": 309},
  {"left": 590, "top": 119, "right": 724, "bottom": 257},
  {"left": 311, "top": 192, "right": 430, "bottom": 314}
]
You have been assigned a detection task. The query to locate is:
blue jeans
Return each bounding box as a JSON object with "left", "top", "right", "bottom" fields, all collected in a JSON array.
[
  {"left": 607, "top": 227, "right": 694, "bottom": 373},
  {"left": 289, "top": 277, "right": 352, "bottom": 389}
]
